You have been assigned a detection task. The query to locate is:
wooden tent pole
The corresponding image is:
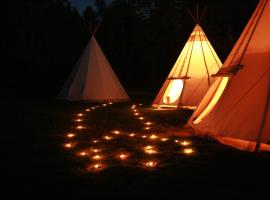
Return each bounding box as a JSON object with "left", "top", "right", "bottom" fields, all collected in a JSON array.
[{"left": 255, "top": 68, "right": 270, "bottom": 152}]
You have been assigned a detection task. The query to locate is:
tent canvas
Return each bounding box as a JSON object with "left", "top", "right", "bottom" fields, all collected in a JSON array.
[
  {"left": 187, "top": 0, "right": 270, "bottom": 152},
  {"left": 152, "top": 24, "right": 222, "bottom": 109},
  {"left": 58, "top": 36, "right": 130, "bottom": 102}
]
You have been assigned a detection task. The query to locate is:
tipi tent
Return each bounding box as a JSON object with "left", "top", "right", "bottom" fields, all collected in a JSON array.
[
  {"left": 188, "top": 0, "right": 270, "bottom": 151},
  {"left": 58, "top": 35, "right": 130, "bottom": 102},
  {"left": 152, "top": 24, "right": 222, "bottom": 109}
]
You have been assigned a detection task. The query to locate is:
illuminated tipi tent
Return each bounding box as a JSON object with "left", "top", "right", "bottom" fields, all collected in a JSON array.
[
  {"left": 188, "top": 0, "right": 270, "bottom": 152},
  {"left": 152, "top": 24, "right": 222, "bottom": 109},
  {"left": 58, "top": 35, "right": 130, "bottom": 102}
]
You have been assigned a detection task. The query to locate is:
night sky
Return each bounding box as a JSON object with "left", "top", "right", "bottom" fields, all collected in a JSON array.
[{"left": 70, "top": 0, "right": 113, "bottom": 13}]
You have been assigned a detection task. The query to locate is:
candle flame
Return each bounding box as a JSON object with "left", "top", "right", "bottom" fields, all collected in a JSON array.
[{"left": 183, "top": 148, "right": 194, "bottom": 154}]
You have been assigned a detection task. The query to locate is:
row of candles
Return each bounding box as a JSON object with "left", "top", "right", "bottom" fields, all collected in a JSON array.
[{"left": 64, "top": 103, "right": 195, "bottom": 172}]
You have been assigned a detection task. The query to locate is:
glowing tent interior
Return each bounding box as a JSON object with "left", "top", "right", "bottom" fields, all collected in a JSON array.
[
  {"left": 58, "top": 35, "right": 130, "bottom": 102},
  {"left": 187, "top": 0, "right": 270, "bottom": 152},
  {"left": 152, "top": 24, "right": 222, "bottom": 109}
]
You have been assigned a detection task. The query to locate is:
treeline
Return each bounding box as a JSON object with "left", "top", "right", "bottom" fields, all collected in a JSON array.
[{"left": 6, "top": 0, "right": 258, "bottom": 99}]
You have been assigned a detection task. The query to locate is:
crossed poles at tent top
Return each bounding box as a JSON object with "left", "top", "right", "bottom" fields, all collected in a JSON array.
[{"left": 63, "top": 103, "right": 195, "bottom": 173}]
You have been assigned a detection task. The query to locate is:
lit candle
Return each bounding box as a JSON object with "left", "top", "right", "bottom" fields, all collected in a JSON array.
[
  {"left": 145, "top": 122, "right": 153, "bottom": 125},
  {"left": 118, "top": 153, "right": 128, "bottom": 160},
  {"left": 103, "top": 135, "right": 113, "bottom": 140},
  {"left": 144, "top": 145, "right": 157, "bottom": 154},
  {"left": 129, "top": 133, "right": 135, "bottom": 137},
  {"left": 112, "top": 130, "right": 120, "bottom": 135},
  {"left": 102, "top": 103, "right": 107, "bottom": 107},
  {"left": 141, "top": 135, "right": 147, "bottom": 139},
  {"left": 174, "top": 139, "right": 179, "bottom": 143},
  {"left": 145, "top": 126, "right": 151, "bottom": 130},
  {"left": 79, "top": 151, "right": 87, "bottom": 156},
  {"left": 87, "top": 163, "right": 106, "bottom": 172},
  {"left": 145, "top": 161, "right": 158, "bottom": 168},
  {"left": 149, "top": 134, "right": 158, "bottom": 140},
  {"left": 160, "top": 138, "right": 168, "bottom": 142},
  {"left": 131, "top": 105, "right": 136, "bottom": 109},
  {"left": 91, "top": 106, "right": 95, "bottom": 109},
  {"left": 67, "top": 133, "right": 75, "bottom": 138},
  {"left": 134, "top": 113, "right": 140, "bottom": 116},
  {"left": 91, "top": 140, "right": 99, "bottom": 143},
  {"left": 139, "top": 117, "right": 144, "bottom": 120},
  {"left": 64, "top": 143, "right": 74, "bottom": 148},
  {"left": 91, "top": 148, "right": 102, "bottom": 153},
  {"left": 183, "top": 148, "right": 194, "bottom": 154},
  {"left": 109, "top": 102, "right": 113, "bottom": 105},
  {"left": 85, "top": 108, "right": 91, "bottom": 112},
  {"left": 92, "top": 155, "right": 102, "bottom": 160},
  {"left": 74, "top": 119, "right": 83, "bottom": 122},
  {"left": 76, "top": 125, "right": 84, "bottom": 129},
  {"left": 180, "top": 140, "right": 191, "bottom": 146},
  {"left": 77, "top": 113, "right": 83, "bottom": 117}
]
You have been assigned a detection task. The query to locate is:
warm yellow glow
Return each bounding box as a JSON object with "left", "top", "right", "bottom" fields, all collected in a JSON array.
[
  {"left": 91, "top": 148, "right": 102, "bottom": 153},
  {"left": 139, "top": 117, "right": 144, "bottom": 120},
  {"left": 91, "top": 140, "right": 99, "bottom": 143},
  {"left": 142, "top": 135, "right": 147, "bottom": 139},
  {"left": 175, "top": 139, "right": 179, "bottom": 143},
  {"left": 161, "top": 138, "right": 169, "bottom": 142},
  {"left": 144, "top": 145, "right": 158, "bottom": 154},
  {"left": 87, "top": 163, "right": 106, "bottom": 172},
  {"left": 129, "top": 133, "right": 136, "bottom": 137},
  {"left": 163, "top": 79, "right": 184, "bottom": 104},
  {"left": 145, "top": 126, "right": 151, "bottom": 130},
  {"left": 76, "top": 125, "right": 84, "bottom": 129},
  {"left": 109, "top": 102, "right": 113, "bottom": 105},
  {"left": 117, "top": 153, "right": 129, "bottom": 160},
  {"left": 103, "top": 135, "right": 113, "bottom": 140},
  {"left": 79, "top": 151, "right": 87, "bottom": 156},
  {"left": 131, "top": 105, "right": 136, "bottom": 109},
  {"left": 134, "top": 112, "right": 140, "bottom": 116},
  {"left": 133, "top": 109, "right": 138, "bottom": 112},
  {"left": 180, "top": 140, "right": 191, "bottom": 146},
  {"left": 74, "top": 119, "right": 83, "bottom": 122},
  {"left": 193, "top": 77, "right": 229, "bottom": 124},
  {"left": 77, "top": 113, "right": 84, "bottom": 117},
  {"left": 144, "top": 161, "right": 158, "bottom": 168},
  {"left": 64, "top": 142, "right": 75, "bottom": 148},
  {"left": 145, "top": 121, "right": 153, "bottom": 126},
  {"left": 183, "top": 148, "right": 194, "bottom": 154},
  {"left": 67, "top": 133, "right": 75, "bottom": 138},
  {"left": 145, "top": 145, "right": 154, "bottom": 150},
  {"left": 139, "top": 104, "right": 143, "bottom": 106},
  {"left": 102, "top": 103, "right": 107, "bottom": 107},
  {"left": 85, "top": 108, "right": 91, "bottom": 112},
  {"left": 149, "top": 134, "right": 158, "bottom": 140},
  {"left": 92, "top": 155, "right": 102, "bottom": 160},
  {"left": 112, "top": 130, "right": 121, "bottom": 135},
  {"left": 91, "top": 106, "right": 96, "bottom": 109}
]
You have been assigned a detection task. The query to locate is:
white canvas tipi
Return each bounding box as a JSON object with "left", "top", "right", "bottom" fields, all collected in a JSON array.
[
  {"left": 152, "top": 24, "right": 222, "bottom": 109},
  {"left": 188, "top": 0, "right": 270, "bottom": 151},
  {"left": 58, "top": 35, "right": 130, "bottom": 102}
]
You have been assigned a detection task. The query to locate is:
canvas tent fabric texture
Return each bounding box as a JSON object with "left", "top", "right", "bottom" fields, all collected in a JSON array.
[
  {"left": 152, "top": 24, "right": 222, "bottom": 109},
  {"left": 58, "top": 36, "right": 130, "bottom": 102},
  {"left": 188, "top": 0, "right": 270, "bottom": 151}
]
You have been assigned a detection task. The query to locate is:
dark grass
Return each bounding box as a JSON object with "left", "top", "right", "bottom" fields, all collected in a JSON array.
[{"left": 6, "top": 97, "right": 270, "bottom": 198}]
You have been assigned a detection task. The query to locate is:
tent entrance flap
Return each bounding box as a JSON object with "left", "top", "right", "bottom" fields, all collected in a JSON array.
[
  {"left": 193, "top": 77, "right": 229, "bottom": 124},
  {"left": 162, "top": 79, "right": 184, "bottom": 105}
]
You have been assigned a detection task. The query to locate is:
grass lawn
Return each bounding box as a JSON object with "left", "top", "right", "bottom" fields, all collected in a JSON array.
[{"left": 7, "top": 96, "right": 270, "bottom": 198}]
